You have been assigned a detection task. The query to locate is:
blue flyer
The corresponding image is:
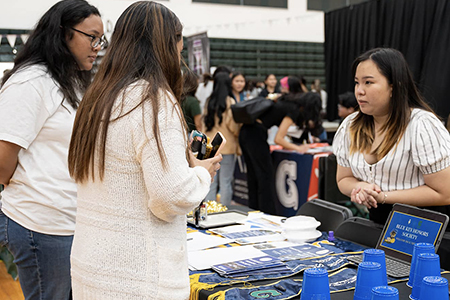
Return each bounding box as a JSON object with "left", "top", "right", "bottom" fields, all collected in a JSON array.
[{"left": 261, "top": 244, "right": 333, "bottom": 261}]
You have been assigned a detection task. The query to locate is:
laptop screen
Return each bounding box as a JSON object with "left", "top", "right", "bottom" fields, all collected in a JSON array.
[{"left": 377, "top": 204, "right": 449, "bottom": 263}]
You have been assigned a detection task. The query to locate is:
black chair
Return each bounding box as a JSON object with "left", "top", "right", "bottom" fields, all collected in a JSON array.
[
  {"left": 296, "top": 198, "right": 353, "bottom": 232},
  {"left": 318, "top": 154, "right": 349, "bottom": 203},
  {"left": 334, "top": 217, "right": 384, "bottom": 248},
  {"left": 318, "top": 154, "right": 369, "bottom": 218}
]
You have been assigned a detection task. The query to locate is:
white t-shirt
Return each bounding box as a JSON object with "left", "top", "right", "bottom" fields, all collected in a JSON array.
[
  {"left": 0, "top": 64, "right": 78, "bottom": 235},
  {"left": 195, "top": 80, "right": 213, "bottom": 113}
]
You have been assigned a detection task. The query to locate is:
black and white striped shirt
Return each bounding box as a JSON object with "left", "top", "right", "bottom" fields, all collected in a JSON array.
[{"left": 333, "top": 109, "right": 450, "bottom": 192}]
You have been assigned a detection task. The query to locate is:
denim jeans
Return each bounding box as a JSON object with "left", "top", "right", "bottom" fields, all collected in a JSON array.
[
  {"left": 0, "top": 210, "right": 73, "bottom": 300},
  {"left": 205, "top": 154, "right": 236, "bottom": 206}
]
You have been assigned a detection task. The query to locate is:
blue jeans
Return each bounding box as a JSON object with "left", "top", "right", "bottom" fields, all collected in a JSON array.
[
  {"left": 205, "top": 154, "right": 236, "bottom": 206},
  {"left": 0, "top": 210, "right": 73, "bottom": 300}
]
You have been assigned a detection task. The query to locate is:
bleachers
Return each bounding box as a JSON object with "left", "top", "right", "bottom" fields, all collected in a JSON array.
[
  {"left": 0, "top": 31, "right": 29, "bottom": 62},
  {"left": 0, "top": 33, "right": 325, "bottom": 86},
  {"left": 209, "top": 38, "right": 325, "bottom": 84}
]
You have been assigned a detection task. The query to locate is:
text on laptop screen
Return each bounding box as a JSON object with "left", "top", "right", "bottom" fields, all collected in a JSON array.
[{"left": 380, "top": 211, "right": 443, "bottom": 257}]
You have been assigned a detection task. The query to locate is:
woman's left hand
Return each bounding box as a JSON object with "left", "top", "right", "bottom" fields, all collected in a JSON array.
[{"left": 363, "top": 188, "right": 387, "bottom": 208}]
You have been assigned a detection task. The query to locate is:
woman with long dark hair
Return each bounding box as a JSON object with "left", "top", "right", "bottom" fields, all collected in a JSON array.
[
  {"left": 239, "top": 76, "right": 310, "bottom": 214},
  {"left": 203, "top": 72, "right": 240, "bottom": 205},
  {"left": 68, "top": 2, "right": 221, "bottom": 298},
  {"left": 334, "top": 48, "right": 450, "bottom": 225},
  {"left": 0, "top": 1, "right": 104, "bottom": 299}
]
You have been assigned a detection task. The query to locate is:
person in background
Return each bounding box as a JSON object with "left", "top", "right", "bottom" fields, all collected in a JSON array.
[
  {"left": 297, "top": 92, "right": 327, "bottom": 143},
  {"left": 231, "top": 72, "right": 246, "bottom": 102},
  {"left": 203, "top": 72, "right": 240, "bottom": 206},
  {"left": 182, "top": 71, "right": 202, "bottom": 132},
  {"left": 275, "top": 76, "right": 325, "bottom": 148},
  {"left": 244, "top": 79, "right": 260, "bottom": 100},
  {"left": 266, "top": 76, "right": 304, "bottom": 145},
  {"left": 195, "top": 72, "right": 213, "bottom": 112},
  {"left": 239, "top": 76, "right": 310, "bottom": 214},
  {"left": 279, "top": 76, "right": 304, "bottom": 95},
  {"left": 299, "top": 75, "right": 309, "bottom": 93},
  {"left": 213, "top": 65, "right": 232, "bottom": 78},
  {"left": 0, "top": 1, "right": 104, "bottom": 299},
  {"left": 337, "top": 91, "right": 358, "bottom": 121},
  {"left": 68, "top": 2, "right": 221, "bottom": 299},
  {"left": 334, "top": 47, "right": 450, "bottom": 227},
  {"left": 311, "top": 78, "right": 328, "bottom": 114},
  {"left": 259, "top": 73, "right": 280, "bottom": 98}
]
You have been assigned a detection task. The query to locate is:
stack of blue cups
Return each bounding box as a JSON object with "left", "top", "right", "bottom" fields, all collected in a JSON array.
[
  {"left": 419, "top": 276, "right": 449, "bottom": 300},
  {"left": 363, "top": 249, "right": 388, "bottom": 285},
  {"left": 354, "top": 262, "right": 385, "bottom": 300},
  {"left": 300, "top": 268, "right": 330, "bottom": 300},
  {"left": 407, "top": 243, "right": 435, "bottom": 288},
  {"left": 371, "top": 286, "right": 399, "bottom": 300},
  {"left": 410, "top": 253, "right": 441, "bottom": 300}
]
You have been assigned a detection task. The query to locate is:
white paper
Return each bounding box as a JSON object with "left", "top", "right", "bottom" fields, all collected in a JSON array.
[
  {"left": 187, "top": 231, "right": 234, "bottom": 252},
  {"left": 188, "top": 245, "right": 263, "bottom": 270}
]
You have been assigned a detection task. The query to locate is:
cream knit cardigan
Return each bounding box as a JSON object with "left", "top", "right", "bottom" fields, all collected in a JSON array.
[{"left": 71, "top": 81, "right": 211, "bottom": 299}]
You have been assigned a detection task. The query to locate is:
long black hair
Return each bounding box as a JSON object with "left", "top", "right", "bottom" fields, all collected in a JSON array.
[
  {"left": 280, "top": 76, "right": 304, "bottom": 103},
  {"left": 287, "top": 76, "right": 303, "bottom": 94},
  {"left": 2, "top": 0, "right": 100, "bottom": 109},
  {"left": 69, "top": 1, "right": 184, "bottom": 182},
  {"left": 302, "top": 92, "right": 323, "bottom": 136},
  {"left": 204, "top": 72, "right": 232, "bottom": 131}
]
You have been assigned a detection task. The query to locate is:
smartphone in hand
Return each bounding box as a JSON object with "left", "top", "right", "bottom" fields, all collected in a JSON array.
[{"left": 208, "top": 131, "right": 227, "bottom": 158}]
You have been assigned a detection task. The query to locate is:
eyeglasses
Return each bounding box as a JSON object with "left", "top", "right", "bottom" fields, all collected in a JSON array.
[{"left": 70, "top": 27, "right": 108, "bottom": 49}]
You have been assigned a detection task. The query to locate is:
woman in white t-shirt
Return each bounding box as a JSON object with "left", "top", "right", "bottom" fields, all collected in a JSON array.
[
  {"left": 333, "top": 48, "right": 450, "bottom": 225},
  {"left": 0, "top": 1, "right": 105, "bottom": 299}
]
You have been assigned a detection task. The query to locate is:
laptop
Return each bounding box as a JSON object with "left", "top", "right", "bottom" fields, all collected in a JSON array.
[{"left": 348, "top": 203, "right": 449, "bottom": 278}]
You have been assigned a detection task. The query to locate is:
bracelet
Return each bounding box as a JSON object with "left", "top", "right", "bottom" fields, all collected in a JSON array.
[{"left": 381, "top": 193, "right": 387, "bottom": 205}]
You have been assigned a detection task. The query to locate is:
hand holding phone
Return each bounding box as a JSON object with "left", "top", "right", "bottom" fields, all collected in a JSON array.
[{"left": 188, "top": 151, "right": 223, "bottom": 182}]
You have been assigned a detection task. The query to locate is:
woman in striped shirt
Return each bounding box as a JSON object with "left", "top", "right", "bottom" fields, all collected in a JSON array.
[{"left": 333, "top": 48, "right": 450, "bottom": 225}]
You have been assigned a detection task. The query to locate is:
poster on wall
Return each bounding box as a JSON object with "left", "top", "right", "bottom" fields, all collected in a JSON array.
[{"left": 186, "top": 32, "right": 210, "bottom": 75}]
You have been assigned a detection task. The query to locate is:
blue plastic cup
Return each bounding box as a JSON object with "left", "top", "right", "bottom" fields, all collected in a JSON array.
[
  {"left": 363, "top": 249, "right": 388, "bottom": 285},
  {"left": 371, "top": 286, "right": 399, "bottom": 300},
  {"left": 354, "top": 262, "right": 385, "bottom": 300},
  {"left": 410, "top": 253, "right": 440, "bottom": 300},
  {"left": 419, "top": 276, "right": 448, "bottom": 300},
  {"left": 407, "top": 243, "right": 435, "bottom": 288},
  {"left": 300, "top": 268, "right": 330, "bottom": 300}
]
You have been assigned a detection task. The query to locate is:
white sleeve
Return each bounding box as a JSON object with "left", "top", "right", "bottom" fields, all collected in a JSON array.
[
  {"left": 332, "top": 114, "right": 354, "bottom": 168},
  {"left": 133, "top": 94, "right": 211, "bottom": 222},
  {"left": 0, "top": 79, "right": 51, "bottom": 149},
  {"left": 410, "top": 111, "right": 450, "bottom": 174}
]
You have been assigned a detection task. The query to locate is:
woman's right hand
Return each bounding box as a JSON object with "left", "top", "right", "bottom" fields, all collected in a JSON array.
[
  {"left": 188, "top": 152, "right": 223, "bottom": 182},
  {"left": 351, "top": 183, "right": 381, "bottom": 208}
]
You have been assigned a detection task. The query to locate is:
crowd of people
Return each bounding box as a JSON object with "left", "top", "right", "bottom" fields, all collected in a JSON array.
[
  {"left": 1, "top": 1, "right": 450, "bottom": 300},
  {"left": 180, "top": 65, "right": 331, "bottom": 208}
]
